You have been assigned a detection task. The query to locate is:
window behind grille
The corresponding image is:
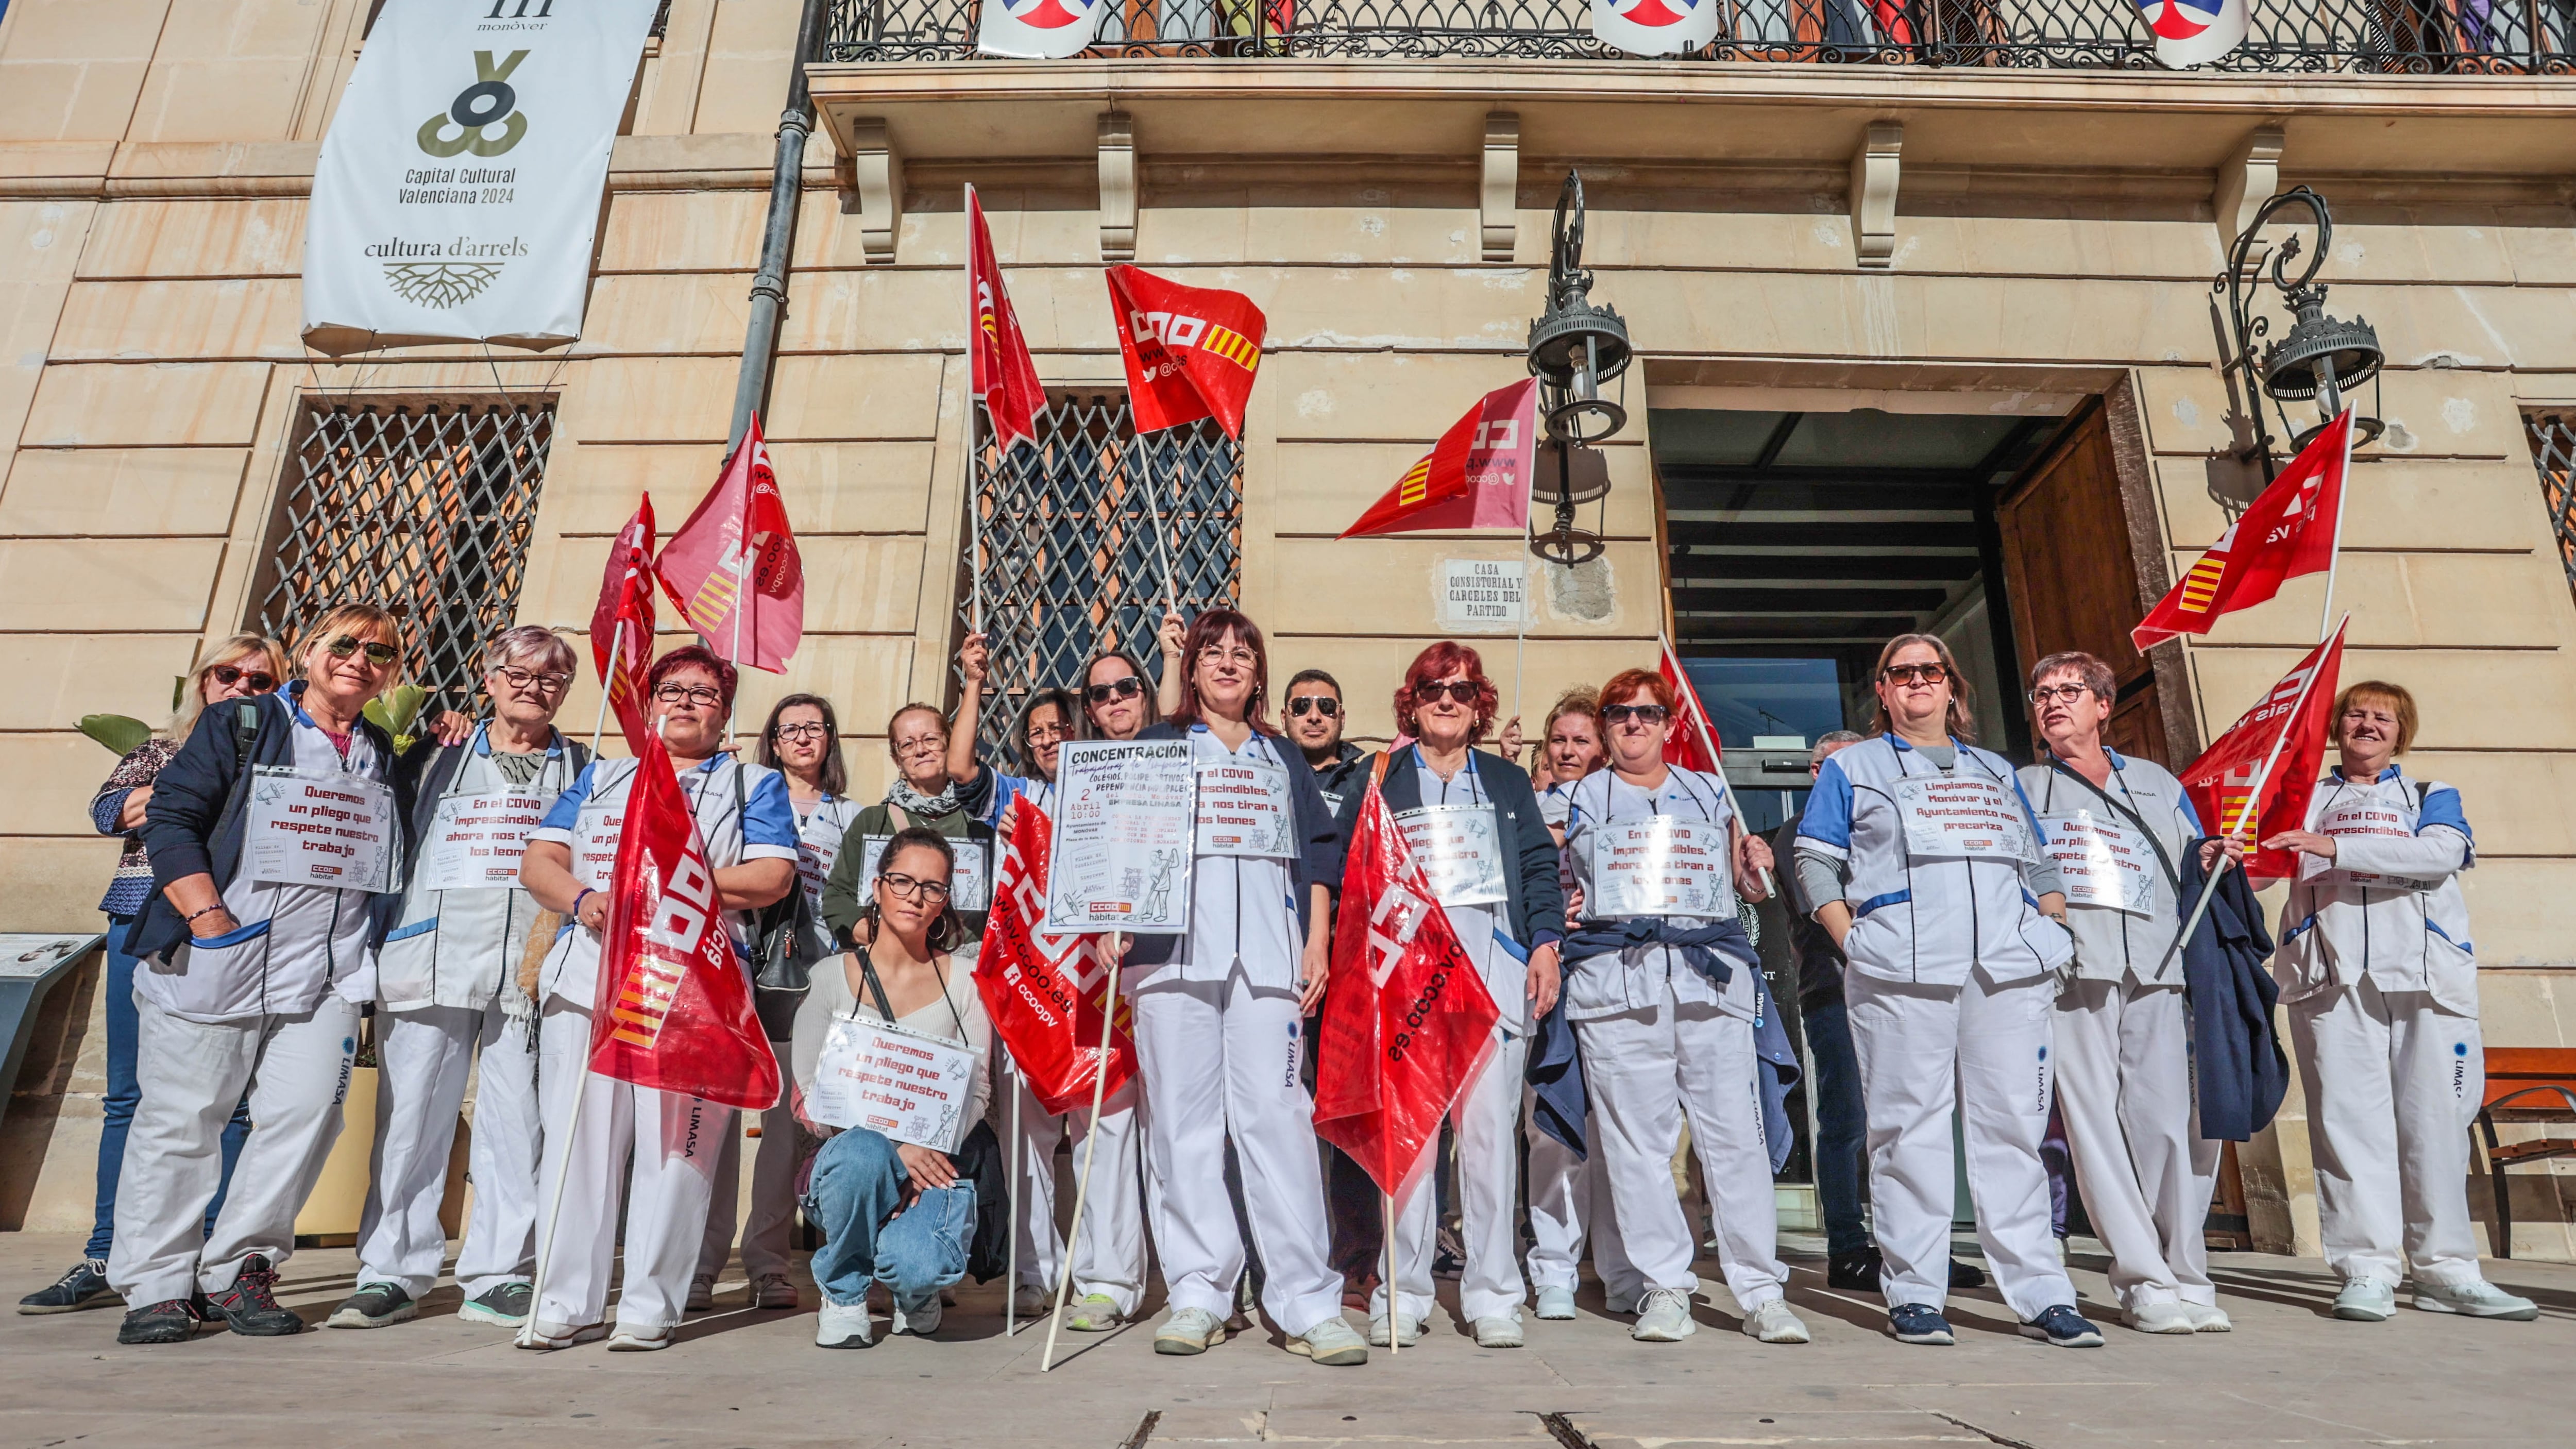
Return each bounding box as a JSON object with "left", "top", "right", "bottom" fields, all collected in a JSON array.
[
  {"left": 252, "top": 397, "right": 556, "bottom": 722},
  {"left": 958, "top": 392, "right": 1244, "bottom": 760},
  {"left": 2529, "top": 412, "right": 2576, "bottom": 597}
]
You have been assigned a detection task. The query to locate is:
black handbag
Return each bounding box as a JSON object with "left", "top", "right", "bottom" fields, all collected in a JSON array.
[{"left": 752, "top": 884, "right": 825, "bottom": 1041}]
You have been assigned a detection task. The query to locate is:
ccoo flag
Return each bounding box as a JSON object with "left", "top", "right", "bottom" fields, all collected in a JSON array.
[
  {"left": 1659, "top": 635, "right": 1725, "bottom": 775},
  {"left": 1106, "top": 266, "right": 1267, "bottom": 440},
  {"left": 2178, "top": 619, "right": 2348, "bottom": 881},
  {"left": 973, "top": 794, "right": 1139, "bottom": 1116},
  {"left": 1592, "top": 0, "right": 1721, "bottom": 56},
  {"left": 590, "top": 496, "right": 659, "bottom": 751},
  {"left": 977, "top": 0, "right": 1113, "bottom": 58},
  {"left": 1341, "top": 379, "right": 1539, "bottom": 538},
  {"left": 966, "top": 184, "right": 1047, "bottom": 456},
  {"left": 2136, "top": 0, "right": 2249, "bottom": 69},
  {"left": 2133, "top": 409, "right": 2351, "bottom": 651},
  {"left": 658, "top": 414, "right": 805, "bottom": 673}
]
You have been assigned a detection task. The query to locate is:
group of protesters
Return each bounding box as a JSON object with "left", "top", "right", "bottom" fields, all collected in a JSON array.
[{"left": 21, "top": 599, "right": 2536, "bottom": 1357}]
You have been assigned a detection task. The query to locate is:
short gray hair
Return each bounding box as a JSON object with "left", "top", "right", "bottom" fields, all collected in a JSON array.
[
  {"left": 1810, "top": 729, "right": 1863, "bottom": 766},
  {"left": 485, "top": 625, "right": 578, "bottom": 676},
  {"left": 2030, "top": 650, "right": 2115, "bottom": 701}
]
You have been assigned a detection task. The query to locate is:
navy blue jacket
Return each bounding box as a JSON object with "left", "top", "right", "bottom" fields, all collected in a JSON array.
[
  {"left": 2181, "top": 847, "right": 2290, "bottom": 1141},
  {"left": 1327, "top": 746, "right": 1566, "bottom": 953},
  {"left": 1123, "top": 720, "right": 1343, "bottom": 968}
]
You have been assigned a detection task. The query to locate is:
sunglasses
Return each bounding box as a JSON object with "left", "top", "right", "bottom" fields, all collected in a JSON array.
[
  {"left": 326, "top": 635, "right": 397, "bottom": 666},
  {"left": 210, "top": 664, "right": 278, "bottom": 694},
  {"left": 1287, "top": 695, "right": 1341, "bottom": 719},
  {"left": 1084, "top": 676, "right": 1145, "bottom": 705},
  {"left": 1601, "top": 703, "right": 1670, "bottom": 725},
  {"left": 1883, "top": 663, "right": 1950, "bottom": 686},
  {"left": 1412, "top": 680, "right": 1480, "bottom": 706}
]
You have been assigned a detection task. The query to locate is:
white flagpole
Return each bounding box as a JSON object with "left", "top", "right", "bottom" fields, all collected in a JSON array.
[
  {"left": 1040, "top": 932, "right": 1124, "bottom": 1373},
  {"left": 1005, "top": 1062, "right": 1022, "bottom": 1337},
  {"left": 516, "top": 1049, "right": 592, "bottom": 1348},
  {"left": 965, "top": 186, "right": 987, "bottom": 639},
  {"left": 588, "top": 617, "right": 625, "bottom": 758},
  {"left": 2315, "top": 407, "right": 2353, "bottom": 644},
  {"left": 1384, "top": 1190, "right": 1399, "bottom": 1356}
]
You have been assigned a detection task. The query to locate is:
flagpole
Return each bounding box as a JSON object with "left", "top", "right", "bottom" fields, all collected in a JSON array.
[
  {"left": 589, "top": 617, "right": 625, "bottom": 758},
  {"left": 1005, "top": 1060, "right": 1022, "bottom": 1337},
  {"left": 1659, "top": 630, "right": 1774, "bottom": 900},
  {"left": 2315, "top": 407, "right": 2352, "bottom": 645},
  {"left": 1384, "top": 1190, "right": 1399, "bottom": 1356},
  {"left": 726, "top": 438, "right": 749, "bottom": 754},
  {"left": 964, "top": 189, "right": 986, "bottom": 639},
  {"left": 516, "top": 1043, "right": 592, "bottom": 1349},
  {"left": 1040, "top": 931, "right": 1124, "bottom": 1373}
]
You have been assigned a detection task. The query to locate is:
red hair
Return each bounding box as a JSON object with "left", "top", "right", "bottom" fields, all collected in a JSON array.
[
  {"left": 646, "top": 645, "right": 739, "bottom": 712},
  {"left": 1395, "top": 641, "right": 1499, "bottom": 745},
  {"left": 1168, "top": 608, "right": 1275, "bottom": 734},
  {"left": 1597, "top": 668, "right": 1673, "bottom": 713}
]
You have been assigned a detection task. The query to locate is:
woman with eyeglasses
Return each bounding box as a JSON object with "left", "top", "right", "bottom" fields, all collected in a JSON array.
[
  {"left": 1793, "top": 634, "right": 2095, "bottom": 1350},
  {"left": 518, "top": 646, "right": 800, "bottom": 1351},
  {"left": 819, "top": 702, "right": 999, "bottom": 955},
  {"left": 108, "top": 606, "right": 413, "bottom": 1346},
  {"left": 18, "top": 636, "right": 287, "bottom": 1320},
  {"left": 1556, "top": 668, "right": 1804, "bottom": 1348},
  {"left": 1325, "top": 643, "right": 1564, "bottom": 1351},
  {"left": 1125, "top": 608, "right": 1365, "bottom": 1366},
  {"left": 330, "top": 626, "right": 594, "bottom": 1335}
]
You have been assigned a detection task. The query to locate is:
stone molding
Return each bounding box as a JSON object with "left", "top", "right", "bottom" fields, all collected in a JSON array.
[
  {"left": 1481, "top": 111, "right": 1518, "bottom": 263},
  {"left": 2212, "top": 123, "right": 2286, "bottom": 267},
  {"left": 844, "top": 118, "right": 904, "bottom": 264},
  {"left": 1099, "top": 111, "right": 1137, "bottom": 262},
  {"left": 1850, "top": 120, "right": 1901, "bottom": 269}
]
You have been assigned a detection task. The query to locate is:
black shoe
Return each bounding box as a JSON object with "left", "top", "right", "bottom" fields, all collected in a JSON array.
[
  {"left": 2019, "top": 1304, "right": 2105, "bottom": 1347},
  {"left": 20, "top": 1259, "right": 116, "bottom": 1315},
  {"left": 1949, "top": 1258, "right": 1988, "bottom": 1290},
  {"left": 116, "top": 1298, "right": 204, "bottom": 1345},
  {"left": 1826, "top": 1249, "right": 1883, "bottom": 1292},
  {"left": 457, "top": 1282, "right": 533, "bottom": 1328},
  {"left": 326, "top": 1282, "right": 416, "bottom": 1329},
  {"left": 206, "top": 1256, "right": 304, "bottom": 1337},
  {"left": 1889, "top": 1303, "right": 1956, "bottom": 1345}
]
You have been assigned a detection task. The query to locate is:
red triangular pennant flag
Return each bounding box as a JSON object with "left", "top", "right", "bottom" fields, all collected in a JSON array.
[
  {"left": 2134, "top": 409, "right": 2351, "bottom": 651},
  {"left": 973, "top": 794, "right": 1139, "bottom": 1116},
  {"left": 1659, "top": 636, "right": 1724, "bottom": 774},
  {"left": 2177, "top": 619, "right": 2348, "bottom": 881},
  {"left": 1105, "top": 266, "right": 1266, "bottom": 439},
  {"left": 1341, "top": 379, "right": 1539, "bottom": 538},
  {"left": 967, "top": 185, "right": 1047, "bottom": 456},
  {"left": 591, "top": 497, "right": 658, "bottom": 752},
  {"left": 657, "top": 415, "right": 805, "bottom": 673}
]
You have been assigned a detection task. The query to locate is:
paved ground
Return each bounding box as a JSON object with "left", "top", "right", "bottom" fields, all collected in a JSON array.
[{"left": 4, "top": 1229, "right": 2572, "bottom": 1448}]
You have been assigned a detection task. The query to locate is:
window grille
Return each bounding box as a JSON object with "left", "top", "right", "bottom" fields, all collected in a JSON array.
[
  {"left": 958, "top": 393, "right": 1243, "bottom": 758},
  {"left": 2529, "top": 412, "right": 2576, "bottom": 595},
  {"left": 255, "top": 397, "right": 555, "bottom": 722}
]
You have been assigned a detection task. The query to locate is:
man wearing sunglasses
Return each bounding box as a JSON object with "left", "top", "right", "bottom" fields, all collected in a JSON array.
[{"left": 1284, "top": 669, "right": 1364, "bottom": 813}]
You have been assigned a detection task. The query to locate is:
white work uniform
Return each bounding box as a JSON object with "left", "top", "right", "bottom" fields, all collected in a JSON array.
[
  {"left": 109, "top": 699, "right": 385, "bottom": 1307},
  {"left": 1128, "top": 726, "right": 1342, "bottom": 1337},
  {"left": 1797, "top": 735, "right": 2076, "bottom": 1320},
  {"left": 1522, "top": 781, "right": 1637, "bottom": 1304},
  {"left": 526, "top": 753, "right": 798, "bottom": 1333},
  {"left": 2274, "top": 767, "right": 2484, "bottom": 1289},
  {"left": 2019, "top": 752, "right": 2219, "bottom": 1313},
  {"left": 356, "top": 726, "right": 579, "bottom": 1302},
  {"left": 1561, "top": 766, "right": 1787, "bottom": 1312}
]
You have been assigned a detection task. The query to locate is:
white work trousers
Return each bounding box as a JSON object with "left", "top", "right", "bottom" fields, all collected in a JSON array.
[
  {"left": 1848, "top": 968, "right": 2074, "bottom": 1319},
  {"left": 1012, "top": 1069, "right": 1148, "bottom": 1314},
  {"left": 108, "top": 994, "right": 361, "bottom": 1306},
  {"left": 1523, "top": 1098, "right": 1640, "bottom": 1301},
  {"left": 1372, "top": 1033, "right": 1531, "bottom": 1325},
  {"left": 1132, "top": 972, "right": 1342, "bottom": 1336},
  {"left": 533, "top": 1002, "right": 728, "bottom": 1333},
  {"left": 2287, "top": 978, "right": 2484, "bottom": 1288},
  {"left": 355, "top": 1002, "right": 542, "bottom": 1299},
  {"left": 1574, "top": 990, "right": 1787, "bottom": 1310},
  {"left": 699, "top": 1095, "right": 804, "bottom": 1281},
  {"left": 2052, "top": 978, "right": 2218, "bottom": 1310}
]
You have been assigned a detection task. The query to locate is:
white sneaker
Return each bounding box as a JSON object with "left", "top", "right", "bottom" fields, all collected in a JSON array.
[
  {"left": 1473, "top": 1313, "right": 1524, "bottom": 1348},
  {"left": 892, "top": 1296, "right": 943, "bottom": 1336},
  {"left": 1154, "top": 1306, "right": 1225, "bottom": 1355},
  {"left": 2182, "top": 1301, "right": 2232, "bottom": 1333},
  {"left": 685, "top": 1273, "right": 717, "bottom": 1312},
  {"left": 1289, "top": 1313, "right": 1370, "bottom": 1366},
  {"left": 516, "top": 1319, "right": 606, "bottom": 1351},
  {"left": 1631, "top": 1288, "right": 1696, "bottom": 1342},
  {"left": 1604, "top": 1286, "right": 1645, "bottom": 1316},
  {"left": 815, "top": 1299, "right": 874, "bottom": 1348},
  {"left": 1533, "top": 1286, "right": 1577, "bottom": 1321},
  {"left": 751, "top": 1273, "right": 798, "bottom": 1310},
  {"left": 605, "top": 1322, "right": 672, "bottom": 1351},
  {"left": 2414, "top": 1279, "right": 2539, "bottom": 1321},
  {"left": 1011, "top": 1285, "right": 1053, "bottom": 1318},
  {"left": 1366, "top": 1312, "right": 1423, "bottom": 1347},
  {"left": 1741, "top": 1299, "right": 1810, "bottom": 1344},
  {"left": 2125, "top": 1299, "right": 2197, "bottom": 1335},
  {"left": 2333, "top": 1278, "right": 2397, "bottom": 1322}
]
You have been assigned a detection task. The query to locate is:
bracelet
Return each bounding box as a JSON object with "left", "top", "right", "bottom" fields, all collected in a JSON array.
[
  {"left": 573, "top": 888, "right": 596, "bottom": 917},
  {"left": 184, "top": 904, "right": 226, "bottom": 924}
]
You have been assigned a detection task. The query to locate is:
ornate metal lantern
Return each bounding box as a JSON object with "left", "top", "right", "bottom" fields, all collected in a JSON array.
[
  {"left": 1528, "top": 170, "right": 1630, "bottom": 567},
  {"left": 2217, "top": 187, "right": 2386, "bottom": 476}
]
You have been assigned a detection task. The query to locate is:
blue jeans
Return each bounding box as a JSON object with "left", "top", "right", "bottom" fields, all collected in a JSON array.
[
  {"left": 806, "top": 1128, "right": 976, "bottom": 1311},
  {"left": 1804, "top": 995, "right": 1871, "bottom": 1259},
  {"left": 89, "top": 915, "right": 250, "bottom": 1261}
]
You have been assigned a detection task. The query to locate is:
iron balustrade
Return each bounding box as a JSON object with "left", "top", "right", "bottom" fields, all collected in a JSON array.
[
  {"left": 823, "top": 0, "right": 2574, "bottom": 70},
  {"left": 2529, "top": 413, "right": 2576, "bottom": 596}
]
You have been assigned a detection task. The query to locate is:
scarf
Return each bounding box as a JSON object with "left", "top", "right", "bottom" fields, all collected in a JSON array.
[{"left": 886, "top": 776, "right": 959, "bottom": 818}]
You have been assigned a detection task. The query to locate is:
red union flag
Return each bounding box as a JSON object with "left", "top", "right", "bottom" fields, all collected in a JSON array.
[
  {"left": 1340, "top": 379, "right": 1538, "bottom": 538},
  {"left": 2133, "top": 409, "right": 2351, "bottom": 650},
  {"left": 967, "top": 185, "right": 1046, "bottom": 456},
  {"left": 1106, "top": 266, "right": 1265, "bottom": 439},
  {"left": 588, "top": 732, "right": 781, "bottom": 1109},
  {"left": 1659, "top": 636, "right": 1724, "bottom": 774},
  {"left": 973, "top": 794, "right": 1138, "bottom": 1116},
  {"left": 591, "top": 496, "right": 658, "bottom": 750},
  {"left": 658, "top": 414, "right": 805, "bottom": 673},
  {"left": 1316, "top": 779, "right": 1503, "bottom": 1199},
  {"left": 2178, "top": 619, "right": 2347, "bottom": 881}
]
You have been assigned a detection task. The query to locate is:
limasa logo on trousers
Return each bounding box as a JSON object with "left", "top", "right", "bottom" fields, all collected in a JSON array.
[{"left": 417, "top": 50, "right": 531, "bottom": 159}]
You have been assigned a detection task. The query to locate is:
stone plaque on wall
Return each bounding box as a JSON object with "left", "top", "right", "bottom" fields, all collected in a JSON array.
[{"left": 1440, "top": 559, "right": 1529, "bottom": 628}]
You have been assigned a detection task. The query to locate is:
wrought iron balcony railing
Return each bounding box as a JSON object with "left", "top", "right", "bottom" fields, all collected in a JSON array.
[{"left": 822, "top": 0, "right": 2574, "bottom": 72}]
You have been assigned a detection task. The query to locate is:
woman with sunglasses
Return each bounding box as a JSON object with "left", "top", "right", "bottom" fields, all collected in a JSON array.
[
  {"left": 332, "top": 626, "right": 592, "bottom": 1335},
  {"left": 109, "top": 607, "right": 413, "bottom": 1346},
  {"left": 1125, "top": 608, "right": 1365, "bottom": 1366},
  {"left": 519, "top": 645, "right": 800, "bottom": 1351},
  {"left": 1326, "top": 643, "right": 1563, "bottom": 1351},
  {"left": 1793, "top": 634, "right": 2095, "bottom": 1349},
  {"left": 819, "top": 702, "right": 998, "bottom": 952},
  {"left": 1557, "top": 668, "right": 1804, "bottom": 1348},
  {"left": 18, "top": 636, "right": 287, "bottom": 1320}
]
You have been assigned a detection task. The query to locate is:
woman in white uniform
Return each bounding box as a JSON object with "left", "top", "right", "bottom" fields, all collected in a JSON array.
[
  {"left": 1129, "top": 608, "right": 1367, "bottom": 1366},
  {"left": 517, "top": 646, "right": 799, "bottom": 1351},
  {"left": 111, "top": 604, "right": 410, "bottom": 1345},
  {"left": 2262, "top": 681, "right": 2536, "bottom": 1322},
  {"left": 335, "top": 626, "right": 590, "bottom": 1332},
  {"left": 2016, "top": 650, "right": 2234, "bottom": 1335},
  {"left": 1558, "top": 667, "right": 1805, "bottom": 1346},
  {"left": 1328, "top": 642, "right": 1563, "bottom": 1350},
  {"left": 1794, "top": 633, "right": 2098, "bottom": 1349}
]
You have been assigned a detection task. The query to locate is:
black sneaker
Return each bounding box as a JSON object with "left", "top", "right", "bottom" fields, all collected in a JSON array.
[
  {"left": 457, "top": 1282, "right": 533, "bottom": 1328},
  {"left": 326, "top": 1282, "right": 417, "bottom": 1329},
  {"left": 2019, "top": 1304, "right": 2105, "bottom": 1347},
  {"left": 1826, "top": 1249, "right": 1883, "bottom": 1292},
  {"left": 1889, "top": 1304, "right": 1956, "bottom": 1345},
  {"left": 116, "top": 1298, "right": 204, "bottom": 1345},
  {"left": 206, "top": 1256, "right": 304, "bottom": 1337},
  {"left": 1949, "top": 1258, "right": 1988, "bottom": 1290},
  {"left": 19, "top": 1258, "right": 116, "bottom": 1315}
]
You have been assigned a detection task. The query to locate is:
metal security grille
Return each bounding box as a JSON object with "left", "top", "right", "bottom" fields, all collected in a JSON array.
[
  {"left": 959, "top": 393, "right": 1243, "bottom": 757},
  {"left": 2530, "top": 413, "right": 2576, "bottom": 593},
  {"left": 257, "top": 397, "right": 555, "bottom": 721}
]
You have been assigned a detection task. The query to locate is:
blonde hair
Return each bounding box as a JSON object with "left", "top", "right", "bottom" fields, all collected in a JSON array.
[
  {"left": 1869, "top": 632, "right": 1979, "bottom": 743},
  {"left": 295, "top": 602, "right": 406, "bottom": 683},
  {"left": 172, "top": 634, "right": 291, "bottom": 743},
  {"left": 2333, "top": 680, "right": 2418, "bottom": 756}
]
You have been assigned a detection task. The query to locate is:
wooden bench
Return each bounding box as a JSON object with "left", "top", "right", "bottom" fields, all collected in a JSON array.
[{"left": 2474, "top": 1047, "right": 2576, "bottom": 1258}]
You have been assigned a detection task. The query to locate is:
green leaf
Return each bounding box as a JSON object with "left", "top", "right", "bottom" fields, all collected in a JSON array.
[
  {"left": 363, "top": 685, "right": 430, "bottom": 750},
  {"left": 79, "top": 714, "right": 155, "bottom": 756}
]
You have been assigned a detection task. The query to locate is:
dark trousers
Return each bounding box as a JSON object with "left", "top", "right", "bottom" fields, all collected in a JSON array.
[{"left": 1804, "top": 995, "right": 1871, "bottom": 1259}]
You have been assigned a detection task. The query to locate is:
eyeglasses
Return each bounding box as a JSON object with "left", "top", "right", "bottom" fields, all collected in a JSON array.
[
  {"left": 1601, "top": 703, "right": 1670, "bottom": 725},
  {"left": 1084, "top": 676, "right": 1145, "bottom": 705},
  {"left": 1196, "top": 645, "right": 1258, "bottom": 668},
  {"left": 326, "top": 635, "right": 397, "bottom": 666},
  {"left": 210, "top": 664, "right": 278, "bottom": 694},
  {"left": 878, "top": 871, "right": 952, "bottom": 903},
  {"left": 492, "top": 665, "right": 572, "bottom": 695},
  {"left": 2028, "top": 683, "right": 2096, "bottom": 705},
  {"left": 652, "top": 683, "right": 725, "bottom": 708},
  {"left": 1882, "top": 663, "right": 1950, "bottom": 686},
  {"left": 1025, "top": 722, "right": 1065, "bottom": 746},
  {"left": 1412, "top": 680, "right": 1480, "bottom": 706},
  {"left": 1287, "top": 695, "right": 1342, "bottom": 719},
  {"left": 772, "top": 722, "right": 830, "bottom": 742}
]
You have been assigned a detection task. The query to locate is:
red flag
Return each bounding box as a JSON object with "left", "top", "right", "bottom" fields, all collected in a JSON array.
[
  {"left": 967, "top": 184, "right": 1046, "bottom": 456},
  {"left": 1315, "top": 778, "right": 1502, "bottom": 1199},
  {"left": 972, "top": 794, "right": 1139, "bottom": 1116},
  {"left": 658, "top": 414, "right": 805, "bottom": 673},
  {"left": 590, "top": 496, "right": 657, "bottom": 750},
  {"left": 1340, "top": 379, "right": 1539, "bottom": 538},
  {"left": 2178, "top": 619, "right": 2347, "bottom": 881},
  {"left": 2133, "top": 409, "right": 2351, "bottom": 650},
  {"left": 1659, "top": 636, "right": 1724, "bottom": 774},
  {"left": 588, "top": 731, "right": 782, "bottom": 1110},
  {"left": 1105, "top": 266, "right": 1266, "bottom": 439}
]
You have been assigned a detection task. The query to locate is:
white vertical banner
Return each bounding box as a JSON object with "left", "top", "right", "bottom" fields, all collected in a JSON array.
[
  {"left": 977, "top": 0, "right": 1115, "bottom": 59},
  {"left": 301, "top": 0, "right": 659, "bottom": 356},
  {"left": 1591, "top": 0, "right": 1722, "bottom": 57}
]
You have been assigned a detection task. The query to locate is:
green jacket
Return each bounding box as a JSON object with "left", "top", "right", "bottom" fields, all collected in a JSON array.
[{"left": 819, "top": 798, "right": 997, "bottom": 946}]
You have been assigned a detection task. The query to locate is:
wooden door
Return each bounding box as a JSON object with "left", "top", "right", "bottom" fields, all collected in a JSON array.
[{"left": 1996, "top": 399, "right": 2170, "bottom": 766}]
